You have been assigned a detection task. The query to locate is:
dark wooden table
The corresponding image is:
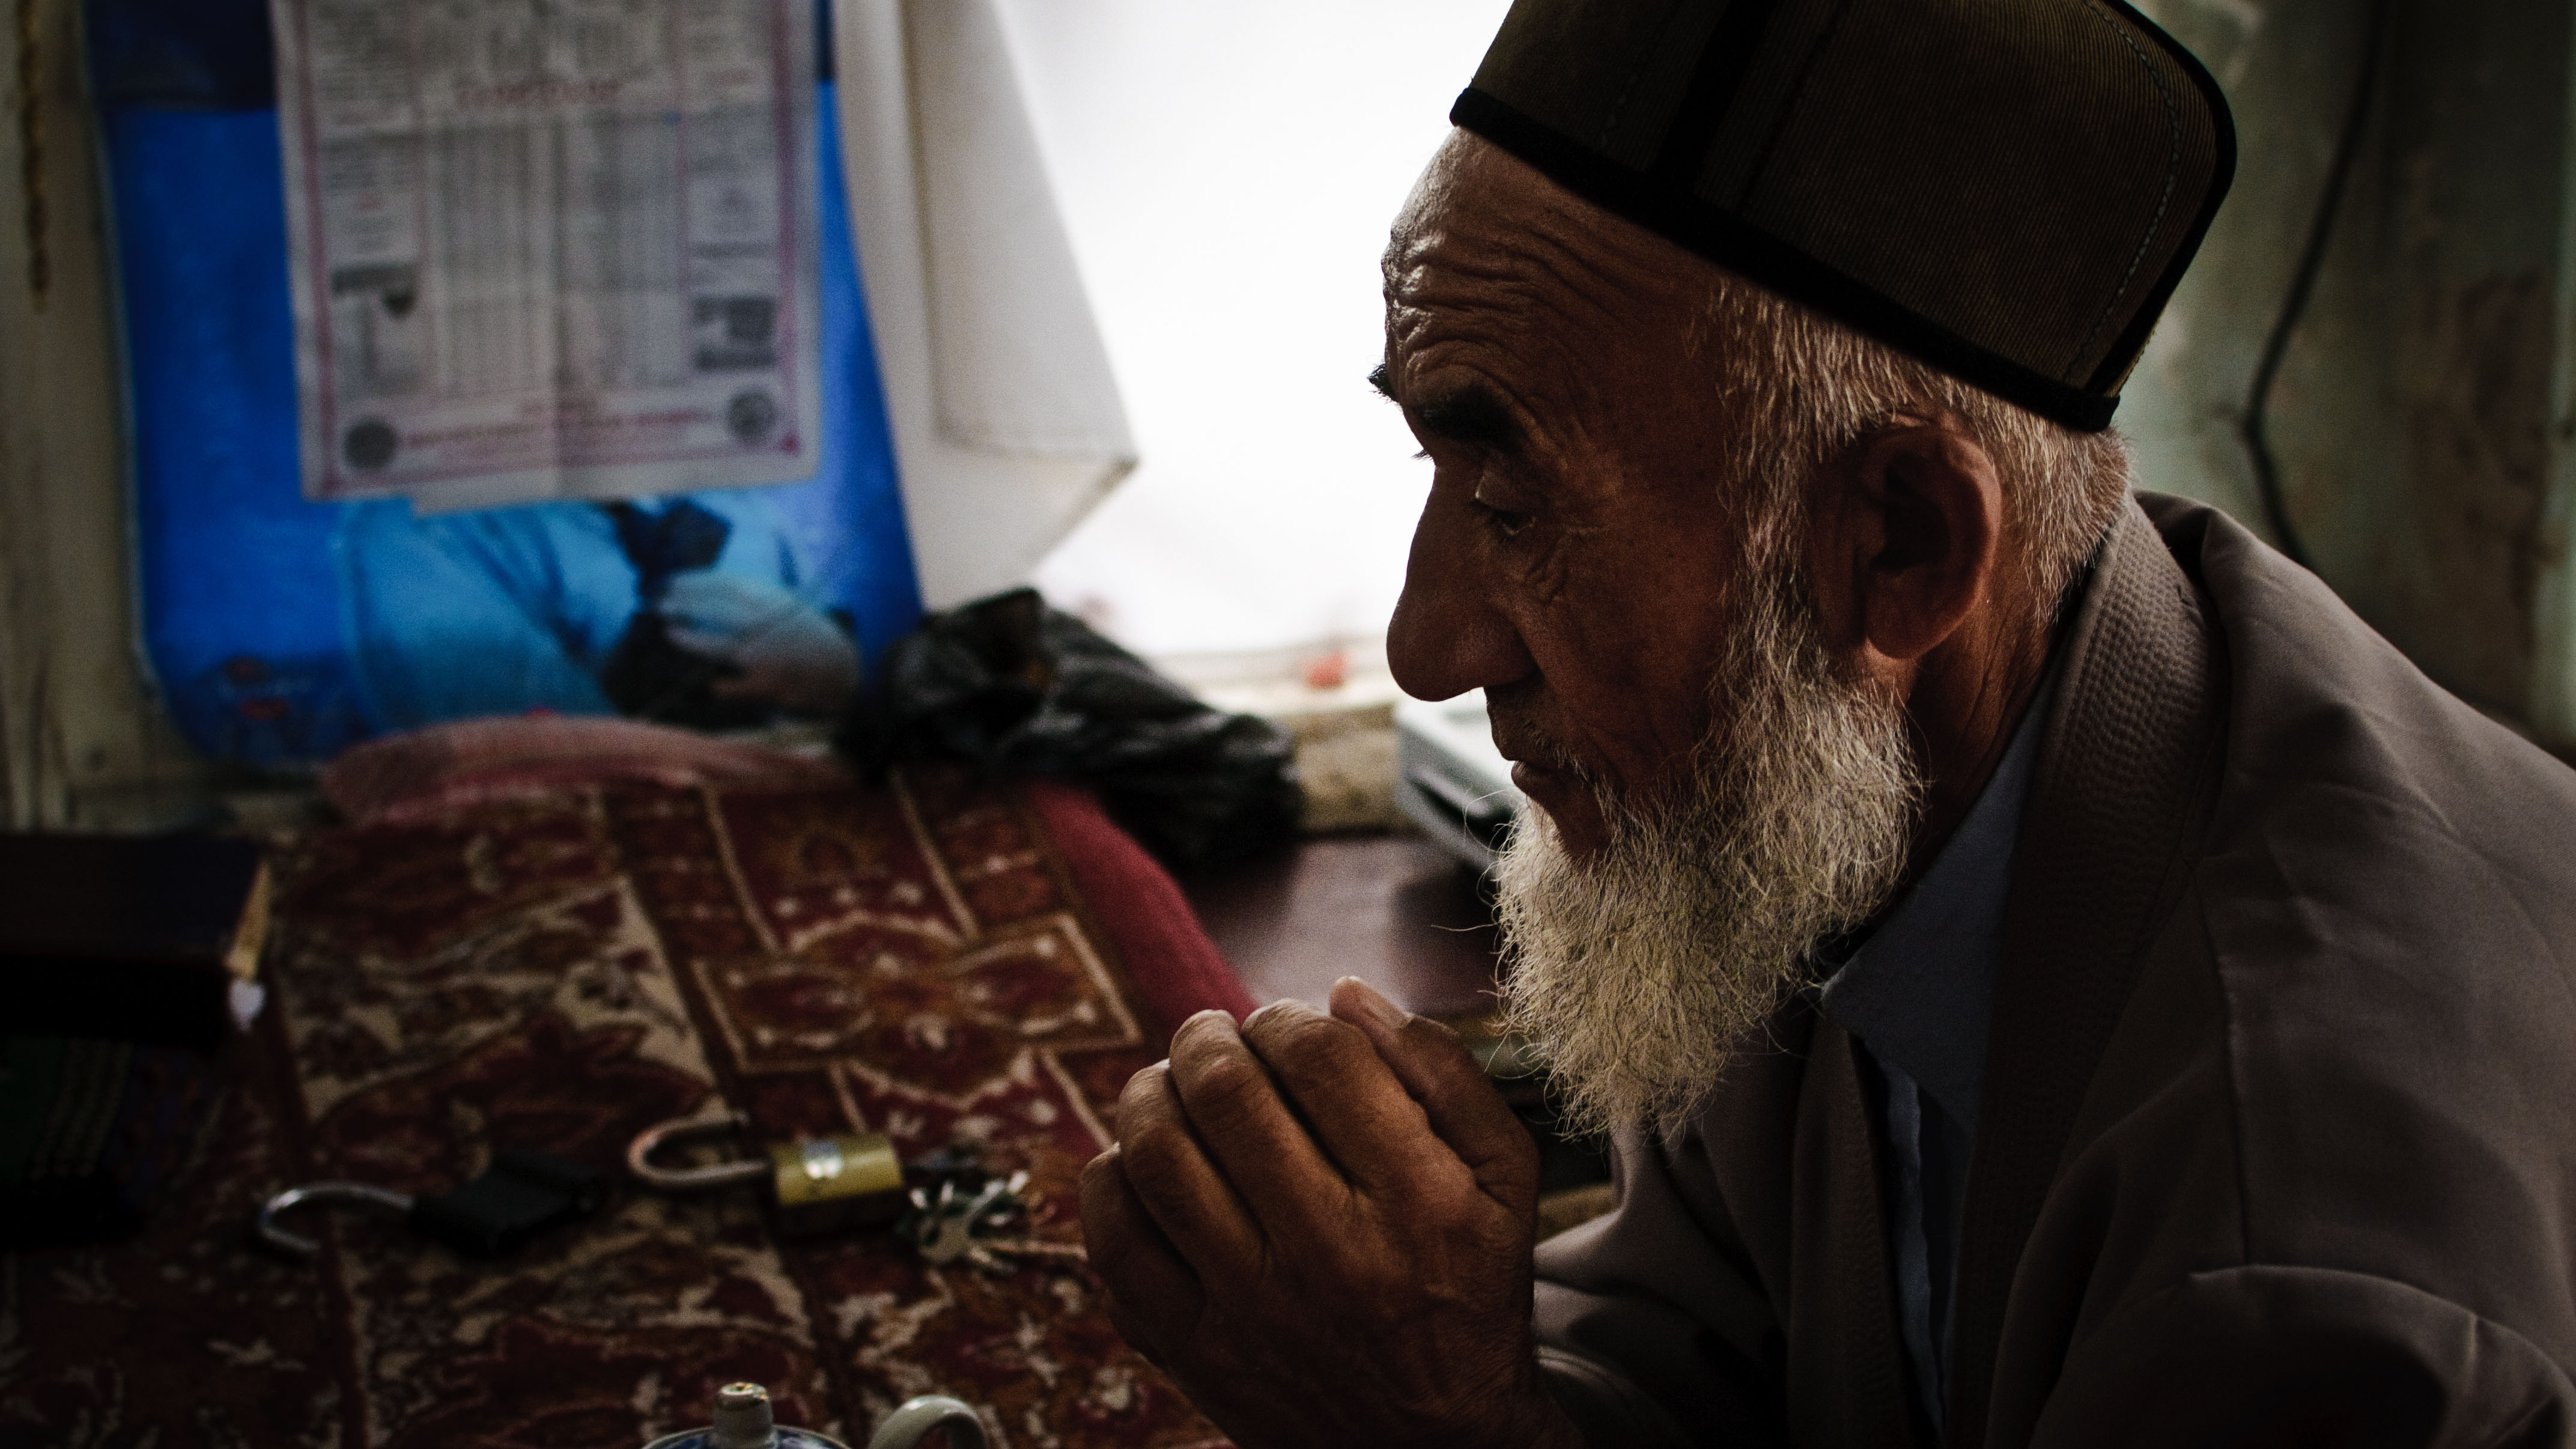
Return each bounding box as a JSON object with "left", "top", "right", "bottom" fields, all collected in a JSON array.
[{"left": 1177, "top": 832, "right": 1504, "bottom": 1022}]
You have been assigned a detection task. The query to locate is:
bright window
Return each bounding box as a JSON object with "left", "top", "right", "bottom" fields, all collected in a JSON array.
[{"left": 1004, "top": 0, "right": 1514, "bottom": 664}]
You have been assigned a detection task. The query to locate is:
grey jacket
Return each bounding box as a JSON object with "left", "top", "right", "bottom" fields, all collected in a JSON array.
[{"left": 1535, "top": 494, "right": 2576, "bottom": 1447}]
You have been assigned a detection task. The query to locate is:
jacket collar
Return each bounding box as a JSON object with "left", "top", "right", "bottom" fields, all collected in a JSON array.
[{"left": 1941, "top": 497, "right": 2229, "bottom": 1447}]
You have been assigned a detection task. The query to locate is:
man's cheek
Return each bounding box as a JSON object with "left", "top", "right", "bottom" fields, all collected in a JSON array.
[{"left": 1514, "top": 527, "right": 1575, "bottom": 607}]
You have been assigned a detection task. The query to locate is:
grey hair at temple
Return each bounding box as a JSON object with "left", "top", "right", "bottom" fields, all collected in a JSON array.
[{"left": 1689, "top": 270, "right": 2134, "bottom": 630}]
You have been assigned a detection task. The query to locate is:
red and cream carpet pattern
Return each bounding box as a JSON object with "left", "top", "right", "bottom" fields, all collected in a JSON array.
[{"left": 2, "top": 769, "right": 1246, "bottom": 1448}]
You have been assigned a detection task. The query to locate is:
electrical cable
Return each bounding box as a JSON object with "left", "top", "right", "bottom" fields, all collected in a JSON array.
[{"left": 2241, "top": 0, "right": 2397, "bottom": 573}]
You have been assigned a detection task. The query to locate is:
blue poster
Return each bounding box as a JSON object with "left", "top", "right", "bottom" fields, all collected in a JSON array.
[{"left": 90, "top": 0, "right": 920, "bottom": 767}]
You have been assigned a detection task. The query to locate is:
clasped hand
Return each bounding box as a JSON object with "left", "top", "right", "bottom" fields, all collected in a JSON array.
[
  {"left": 1078, "top": 976, "right": 1584, "bottom": 1449},
  {"left": 658, "top": 572, "right": 859, "bottom": 717}
]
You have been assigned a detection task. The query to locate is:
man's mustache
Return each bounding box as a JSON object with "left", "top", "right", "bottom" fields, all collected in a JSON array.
[{"left": 1486, "top": 706, "right": 1585, "bottom": 781}]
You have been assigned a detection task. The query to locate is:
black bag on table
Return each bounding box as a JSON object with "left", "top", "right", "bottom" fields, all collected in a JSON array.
[{"left": 843, "top": 590, "right": 1301, "bottom": 868}]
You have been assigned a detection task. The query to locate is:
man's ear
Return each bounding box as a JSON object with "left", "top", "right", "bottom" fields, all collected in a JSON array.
[{"left": 1807, "top": 421, "right": 2003, "bottom": 667}]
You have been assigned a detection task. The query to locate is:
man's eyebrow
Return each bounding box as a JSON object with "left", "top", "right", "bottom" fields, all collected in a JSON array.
[
  {"left": 1412, "top": 382, "right": 1518, "bottom": 451},
  {"left": 1367, "top": 364, "right": 1519, "bottom": 451}
]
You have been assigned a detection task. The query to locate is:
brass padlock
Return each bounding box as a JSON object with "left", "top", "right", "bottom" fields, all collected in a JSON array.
[{"left": 627, "top": 1112, "right": 907, "bottom": 1236}]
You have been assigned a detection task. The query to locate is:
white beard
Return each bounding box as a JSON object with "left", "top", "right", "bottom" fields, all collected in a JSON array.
[{"left": 1493, "top": 559, "right": 1921, "bottom": 1140}]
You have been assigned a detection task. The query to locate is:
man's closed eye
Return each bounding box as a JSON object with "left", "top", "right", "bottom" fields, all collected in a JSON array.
[{"left": 1471, "top": 493, "right": 1530, "bottom": 538}]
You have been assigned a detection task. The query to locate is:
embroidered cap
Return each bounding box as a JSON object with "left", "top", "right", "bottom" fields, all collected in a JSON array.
[{"left": 1451, "top": 0, "right": 2235, "bottom": 431}]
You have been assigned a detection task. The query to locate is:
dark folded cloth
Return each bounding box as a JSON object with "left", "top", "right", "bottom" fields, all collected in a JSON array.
[
  {"left": 844, "top": 588, "right": 1302, "bottom": 867},
  {"left": 0, "top": 1036, "right": 222, "bottom": 1248}
]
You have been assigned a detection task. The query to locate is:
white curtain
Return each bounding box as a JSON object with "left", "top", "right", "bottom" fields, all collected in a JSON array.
[{"left": 833, "top": 0, "right": 1137, "bottom": 611}]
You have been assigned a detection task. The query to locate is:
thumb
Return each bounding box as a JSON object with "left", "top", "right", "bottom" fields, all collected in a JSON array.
[
  {"left": 1328, "top": 976, "right": 1537, "bottom": 1212},
  {"left": 662, "top": 571, "right": 773, "bottom": 628},
  {"left": 663, "top": 624, "right": 744, "bottom": 660}
]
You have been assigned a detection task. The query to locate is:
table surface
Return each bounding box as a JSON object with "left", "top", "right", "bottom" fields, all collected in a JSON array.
[{"left": 1177, "top": 831, "right": 1505, "bottom": 1022}]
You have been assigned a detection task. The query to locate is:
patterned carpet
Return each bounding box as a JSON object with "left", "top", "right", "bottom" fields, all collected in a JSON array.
[{"left": 2, "top": 770, "right": 1245, "bottom": 1448}]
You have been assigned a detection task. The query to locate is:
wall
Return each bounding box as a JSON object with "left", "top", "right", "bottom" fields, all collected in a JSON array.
[
  {"left": 1016, "top": 0, "right": 2576, "bottom": 732},
  {"left": 0, "top": 0, "right": 210, "bottom": 829},
  {"left": 2126, "top": 0, "right": 2576, "bottom": 732},
  {"left": 7, "top": 0, "right": 2576, "bottom": 817},
  {"left": 1007, "top": 0, "right": 1512, "bottom": 659}
]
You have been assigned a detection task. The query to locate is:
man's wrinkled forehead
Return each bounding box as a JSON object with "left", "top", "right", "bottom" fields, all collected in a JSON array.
[
  {"left": 1381, "top": 132, "right": 1702, "bottom": 349},
  {"left": 1382, "top": 135, "right": 1529, "bottom": 305}
]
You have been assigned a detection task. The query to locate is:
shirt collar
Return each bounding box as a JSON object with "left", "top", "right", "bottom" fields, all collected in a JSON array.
[{"left": 1815, "top": 648, "right": 2064, "bottom": 1138}]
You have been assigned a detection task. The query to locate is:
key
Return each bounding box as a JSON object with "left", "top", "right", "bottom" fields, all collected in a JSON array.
[
  {"left": 920, "top": 1212, "right": 979, "bottom": 1266},
  {"left": 905, "top": 1177, "right": 1015, "bottom": 1266},
  {"left": 957, "top": 1236, "right": 1089, "bottom": 1274}
]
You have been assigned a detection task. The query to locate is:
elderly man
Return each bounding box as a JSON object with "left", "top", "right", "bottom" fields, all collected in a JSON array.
[{"left": 1080, "top": 2, "right": 2576, "bottom": 1445}]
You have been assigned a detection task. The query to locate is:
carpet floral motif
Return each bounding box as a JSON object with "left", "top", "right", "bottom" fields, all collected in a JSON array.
[{"left": 0, "top": 771, "right": 1225, "bottom": 1449}]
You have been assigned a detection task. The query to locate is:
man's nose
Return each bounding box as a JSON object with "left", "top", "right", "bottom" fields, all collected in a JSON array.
[{"left": 1385, "top": 485, "right": 1535, "bottom": 702}]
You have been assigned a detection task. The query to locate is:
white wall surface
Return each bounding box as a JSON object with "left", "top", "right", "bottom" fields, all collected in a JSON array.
[
  {"left": 998, "top": 0, "right": 1513, "bottom": 658},
  {"left": 1, "top": 0, "right": 211, "bottom": 828}
]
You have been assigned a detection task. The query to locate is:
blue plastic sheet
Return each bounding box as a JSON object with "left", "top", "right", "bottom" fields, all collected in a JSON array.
[{"left": 91, "top": 0, "right": 919, "bottom": 765}]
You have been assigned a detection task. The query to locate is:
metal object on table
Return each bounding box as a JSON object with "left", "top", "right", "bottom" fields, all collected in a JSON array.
[
  {"left": 642, "top": 1381, "right": 856, "bottom": 1449},
  {"left": 256, "top": 1181, "right": 414, "bottom": 1257},
  {"left": 867, "top": 1395, "right": 986, "bottom": 1449},
  {"left": 895, "top": 1171, "right": 1086, "bottom": 1275},
  {"left": 256, "top": 1149, "right": 606, "bottom": 1259},
  {"left": 628, "top": 1111, "right": 908, "bottom": 1236},
  {"left": 637, "top": 1382, "right": 986, "bottom": 1449}
]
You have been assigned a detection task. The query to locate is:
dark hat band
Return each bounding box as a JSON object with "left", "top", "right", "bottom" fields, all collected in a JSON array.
[{"left": 1450, "top": 0, "right": 2238, "bottom": 434}]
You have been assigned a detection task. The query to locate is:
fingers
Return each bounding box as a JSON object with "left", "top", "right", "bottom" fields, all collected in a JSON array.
[
  {"left": 1078, "top": 1147, "right": 1203, "bottom": 1365},
  {"left": 1164, "top": 1009, "right": 1352, "bottom": 1224},
  {"left": 1113, "top": 1051, "right": 1266, "bottom": 1274},
  {"left": 663, "top": 571, "right": 797, "bottom": 617},
  {"left": 1329, "top": 977, "right": 1539, "bottom": 1211},
  {"left": 1132, "top": 994, "right": 1533, "bottom": 1269},
  {"left": 1232, "top": 999, "right": 1459, "bottom": 1198},
  {"left": 658, "top": 576, "right": 758, "bottom": 632},
  {"left": 664, "top": 625, "right": 744, "bottom": 659}
]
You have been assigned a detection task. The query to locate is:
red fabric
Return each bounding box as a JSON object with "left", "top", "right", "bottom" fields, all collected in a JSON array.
[
  {"left": 322, "top": 715, "right": 844, "bottom": 825},
  {"left": 2, "top": 769, "right": 1242, "bottom": 1449},
  {"left": 1026, "top": 779, "right": 1257, "bottom": 1033},
  {"left": 319, "top": 719, "right": 1246, "bottom": 1037}
]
